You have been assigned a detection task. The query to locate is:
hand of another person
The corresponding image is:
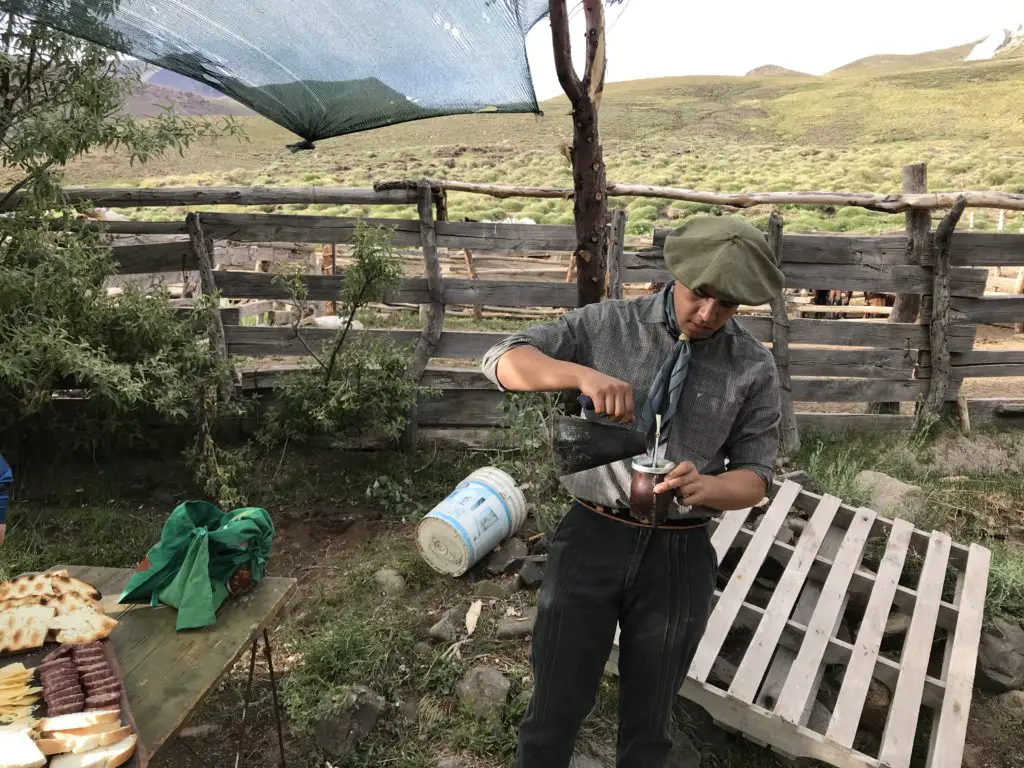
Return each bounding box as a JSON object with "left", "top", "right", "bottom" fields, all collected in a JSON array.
[
  {"left": 654, "top": 461, "right": 715, "bottom": 506},
  {"left": 576, "top": 368, "right": 634, "bottom": 424}
]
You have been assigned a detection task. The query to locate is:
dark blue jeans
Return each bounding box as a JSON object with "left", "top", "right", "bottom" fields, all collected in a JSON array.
[{"left": 515, "top": 501, "right": 718, "bottom": 768}]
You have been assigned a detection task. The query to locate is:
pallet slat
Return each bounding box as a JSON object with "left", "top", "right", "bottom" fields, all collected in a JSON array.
[
  {"left": 928, "top": 544, "right": 992, "bottom": 767},
  {"left": 729, "top": 495, "right": 841, "bottom": 703},
  {"left": 773, "top": 508, "right": 877, "bottom": 725},
  {"left": 878, "top": 532, "right": 952, "bottom": 768},
  {"left": 689, "top": 480, "right": 802, "bottom": 682}
]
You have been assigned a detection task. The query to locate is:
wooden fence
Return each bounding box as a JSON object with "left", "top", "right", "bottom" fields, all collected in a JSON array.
[{"left": 82, "top": 182, "right": 1024, "bottom": 446}]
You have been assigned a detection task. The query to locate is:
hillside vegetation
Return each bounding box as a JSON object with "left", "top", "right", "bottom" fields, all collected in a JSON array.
[{"left": 14, "top": 49, "right": 1024, "bottom": 235}]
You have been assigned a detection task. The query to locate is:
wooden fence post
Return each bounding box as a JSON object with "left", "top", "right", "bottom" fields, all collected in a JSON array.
[
  {"left": 874, "top": 163, "right": 929, "bottom": 414},
  {"left": 916, "top": 196, "right": 968, "bottom": 429},
  {"left": 606, "top": 209, "right": 627, "bottom": 300},
  {"left": 402, "top": 183, "right": 445, "bottom": 449},
  {"left": 768, "top": 211, "right": 799, "bottom": 455},
  {"left": 186, "top": 212, "right": 233, "bottom": 401},
  {"left": 1014, "top": 267, "right": 1024, "bottom": 335}
]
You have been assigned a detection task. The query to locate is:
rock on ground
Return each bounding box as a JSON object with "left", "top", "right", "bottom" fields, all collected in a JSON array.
[
  {"left": 518, "top": 555, "right": 547, "bottom": 588},
  {"left": 455, "top": 665, "right": 511, "bottom": 720},
  {"left": 313, "top": 684, "right": 385, "bottom": 759},
  {"left": 860, "top": 679, "right": 893, "bottom": 735},
  {"left": 473, "top": 579, "right": 511, "bottom": 599},
  {"left": 484, "top": 538, "right": 529, "bottom": 576},
  {"left": 497, "top": 606, "right": 538, "bottom": 639},
  {"left": 996, "top": 689, "right": 1024, "bottom": 719},
  {"left": 853, "top": 470, "right": 926, "bottom": 522},
  {"left": 977, "top": 617, "right": 1024, "bottom": 693},
  {"left": 429, "top": 603, "right": 469, "bottom": 643},
  {"left": 373, "top": 567, "right": 407, "bottom": 597}
]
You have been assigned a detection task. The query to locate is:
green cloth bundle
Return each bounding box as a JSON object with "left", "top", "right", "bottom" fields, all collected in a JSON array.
[{"left": 120, "top": 501, "right": 274, "bottom": 631}]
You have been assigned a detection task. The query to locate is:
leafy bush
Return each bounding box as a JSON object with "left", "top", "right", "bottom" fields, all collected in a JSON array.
[{"left": 257, "top": 222, "right": 421, "bottom": 447}]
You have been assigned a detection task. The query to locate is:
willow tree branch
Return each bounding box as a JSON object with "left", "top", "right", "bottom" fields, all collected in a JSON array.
[{"left": 549, "top": 0, "right": 582, "bottom": 103}]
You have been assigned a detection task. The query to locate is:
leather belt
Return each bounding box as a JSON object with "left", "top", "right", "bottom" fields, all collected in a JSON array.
[{"left": 573, "top": 498, "right": 710, "bottom": 530}]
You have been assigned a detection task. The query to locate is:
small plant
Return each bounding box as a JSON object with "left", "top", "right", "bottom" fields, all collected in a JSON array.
[{"left": 257, "top": 222, "right": 422, "bottom": 448}]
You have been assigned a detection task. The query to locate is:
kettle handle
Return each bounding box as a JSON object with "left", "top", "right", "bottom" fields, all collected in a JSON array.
[{"left": 578, "top": 395, "right": 595, "bottom": 411}]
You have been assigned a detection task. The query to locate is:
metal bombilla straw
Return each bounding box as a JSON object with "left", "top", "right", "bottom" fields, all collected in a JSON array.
[{"left": 651, "top": 413, "right": 663, "bottom": 468}]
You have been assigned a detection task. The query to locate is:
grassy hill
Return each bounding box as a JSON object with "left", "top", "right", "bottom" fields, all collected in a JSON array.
[{"left": 17, "top": 43, "right": 1024, "bottom": 235}]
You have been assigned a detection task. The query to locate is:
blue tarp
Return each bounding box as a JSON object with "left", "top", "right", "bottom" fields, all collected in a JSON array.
[{"left": 1, "top": 0, "right": 555, "bottom": 145}]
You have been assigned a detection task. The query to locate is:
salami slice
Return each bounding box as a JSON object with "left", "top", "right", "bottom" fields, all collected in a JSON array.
[
  {"left": 75, "top": 662, "right": 111, "bottom": 676},
  {"left": 71, "top": 641, "right": 104, "bottom": 654},
  {"left": 38, "top": 658, "right": 75, "bottom": 674},
  {"left": 48, "top": 699, "right": 87, "bottom": 716},
  {"left": 81, "top": 670, "right": 117, "bottom": 685},
  {"left": 42, "top": 681, "right": 82, "bottom": 697},
  {"left": 72, "top": 653, "right": 106, "bottom": 666},
  {"left": 85, "top": 680, "right": 121, "bottom": 695},
  {"left": 84, "top": 692, "right": 121, "bottom": 709},
  {"left": 41, "top": 672, "right": 79, "bottom": 688},
  {"left": 42, "top": 644, "right": 73, "bottom": 663}
]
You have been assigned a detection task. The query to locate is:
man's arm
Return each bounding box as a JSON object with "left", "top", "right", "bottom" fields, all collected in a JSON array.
[{"left": 481, "top": 310, "right": 635, "bottom": 423}]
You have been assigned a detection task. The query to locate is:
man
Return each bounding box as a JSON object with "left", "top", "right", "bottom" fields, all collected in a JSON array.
[{"left": 480, "top": 215, "right": 785, "bottom": 768}]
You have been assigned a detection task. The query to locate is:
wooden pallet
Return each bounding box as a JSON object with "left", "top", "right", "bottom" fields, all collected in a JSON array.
[{"left": 607, "top": 479, "right": 991, "bottom": 768}]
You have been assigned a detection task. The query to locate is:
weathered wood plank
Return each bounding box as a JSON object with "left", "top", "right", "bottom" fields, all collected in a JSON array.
[
  {"left": 729, "top": 494, "right": 841, "bottom": 703},
  {"left": 710, "top": 506, "right": 755, "bottom": 564},
  {"left": 786, "top": 348, "right": 916, "bottom": 379},
  {"left": 192, "top": 213, "right": 579, "bottom": 252},
  {"left": 417, "top": 390, "right": 505, "bottom": 426},
  {"left": 966, "top": 399, "right": 1024, "bottom": 428},
  {"left": 773, "top": 508, "right": 877, "bottom": 725},
  {"left": 951, "top": 295, "right": 1024, "bottom": 323},
  {"left": 25, "top": 185, "right": 420, "bottom": 208},
  {"left": 110, "top": 241, "right": 197, "bottom": 273},
  {"left": 688, "top": 480, "right": 802, "bottom": 682},
  {"left": 826, "top": 519, "right": 914, "bottom": 747},
  {"left": 791, "top": 378, "right": 952, "bottom": 403},
  {"left": 224, "top": 326, "right": 497, "bottom": 359},
  {"left": 879, "top": 532, "right": 952, "bottom": 768},
  {"left": 928, "top": 544, "right": 991, "bottom": 768},
  {"left": 65, "top": 565, "right": 297, "bottom": 760},
  {"left": 620, "top": 261, "right": 986, "bottom": 297},
  {"left": 795, "top": 412, "right": 913, "bottom": 431},
  {"left": 212, "top": 271, "right": 579, "bottom": 308},
  {"left": 768, "top": 212, "right": 799, "bottom": 455},
  {"left": 741, "top": 317, "right": 975, "bottom": 351}
]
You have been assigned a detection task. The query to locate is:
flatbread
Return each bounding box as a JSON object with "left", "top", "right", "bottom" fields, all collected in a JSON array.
[
  {"left": 0, "top": 575, "right": 55, "bottom": 603},
  {"left": 49, "top": 574, "right": 101, "bottom": 602},
  {"left": 0, "top": 606, "right": 56, "bottom": 653},
  {"left": 50, "top": 609, "right": 118, "bottom": 645}
]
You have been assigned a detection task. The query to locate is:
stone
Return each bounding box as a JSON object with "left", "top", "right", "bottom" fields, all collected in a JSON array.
[
  {"left": 497, "top": 606, "right": 538, "bottom": 639},
  {"left": 313, "top": 684, "right": 385, "bottom": 759},
  {"left": 807, "top": 701, "right": 832, "bottom": 734},
  {"left": 530, "top": 533, "right": 550, "bottom": 555},
  {"left": 414, "top": 641, "right": 434, "bottom": 656},
  {"left": 860, "top": 679, "right": 893, "bottom": 735},
  {"left": 667, "top": 728, "right": 702, "bottom": 768},
  {"left": 996, "top": 689, "right": 1024, "bottom": 718},
  {"left": 484, "top": 538, "right": 529, "bottom": 576},
  {"left": 853, "top": 471, "right": 926, "bottom": 523},
  {"left": 884, "top": 612, "right": 912, "bottom": 638},
  {"left": 788, "top": 517, "right": 808, "bottom": 535},
  {"left": 775, "top": 521, "right": 796, "bottom": 546},
  {"left": 429, "top": 604, "right": 468, "bottom": 643},
  {"left": 977, "top": 617, "right": 1024, "bottom": 693},
  {"left": 518, "top": 555, "right": 548, "bottom": 589},
  {"left": 398, "top": 697, "right": 420, "bottom": 723},
  {"left": 516, "top": 688, "right": 534, "bottom": 709},
  {"left": 178, "top": 724, "right": 219, "bottom": 739},
  {"left": 373, "top": 567, "right": 407, "bottom": 597},
  {"left": 473, "top": 579, "right": 509, "bottom": 599},
  {"left": 779, "top": 469, "right": 810, "bottom": 488},
  {"left": 962, "top": 744, "right": 985, "bottom": 768},
  {"left": 455, "top": 665, "right": 511, "bottom": 720}
]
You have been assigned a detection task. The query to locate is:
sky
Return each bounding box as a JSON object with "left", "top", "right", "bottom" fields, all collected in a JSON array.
[{"left": 524, "top": 0, "right": 1024, "bottom": 101}]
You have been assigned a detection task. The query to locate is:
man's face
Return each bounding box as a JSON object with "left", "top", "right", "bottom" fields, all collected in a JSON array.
[{"left": 672, "top": 282, "right": 739, "bottom": 339}]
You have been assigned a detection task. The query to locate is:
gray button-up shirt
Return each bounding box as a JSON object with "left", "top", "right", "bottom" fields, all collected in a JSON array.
[{"left": 480, "top": 291, "right": 781, "bottom": 517}]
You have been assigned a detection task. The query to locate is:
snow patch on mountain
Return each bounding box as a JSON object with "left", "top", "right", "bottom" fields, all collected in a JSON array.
[{"left": 967, "top": 25, "right": 1024, "bottom": 61}]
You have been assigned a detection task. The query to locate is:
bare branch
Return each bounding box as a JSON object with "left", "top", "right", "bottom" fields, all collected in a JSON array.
[
  {"left": 549, "top": 0, "right": 582, "bottom": 103},
  {"left": 582, "top": 0, "right": 606, "bottom": 109}
]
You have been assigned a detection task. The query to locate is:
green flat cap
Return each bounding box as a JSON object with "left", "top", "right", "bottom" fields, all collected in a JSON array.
[{"left": 663, "top": 216, "right": 784, "bottom": 305}]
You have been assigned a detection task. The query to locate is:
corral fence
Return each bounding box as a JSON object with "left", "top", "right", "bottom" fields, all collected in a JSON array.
[{"left": 37, "top": 170, "right": 1024, "bottom": 449}]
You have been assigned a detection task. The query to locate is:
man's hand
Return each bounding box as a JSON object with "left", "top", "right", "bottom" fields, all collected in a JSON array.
[
  {"left": 654, "top": 464, "right": 766, "bottom": 512},
  {"left": 577, "top": 369, "right": 634, "bottom": 424},
  {"left": 654, "top": 461, "right": 712, "bottom": 506}
]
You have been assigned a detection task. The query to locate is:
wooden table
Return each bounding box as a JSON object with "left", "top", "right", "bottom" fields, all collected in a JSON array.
[{"left": 58, "top": 565, "right": 298, "bottom": 764}]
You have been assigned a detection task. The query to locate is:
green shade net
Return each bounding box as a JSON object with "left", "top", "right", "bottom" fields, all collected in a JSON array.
[{"left": 0, "top": 0, "right": 556, "bottom": 146}]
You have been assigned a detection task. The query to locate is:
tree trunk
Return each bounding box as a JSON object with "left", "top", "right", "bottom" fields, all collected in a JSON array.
[{"left": 570, "top": 95, "right": 608, "bottom": 307}]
